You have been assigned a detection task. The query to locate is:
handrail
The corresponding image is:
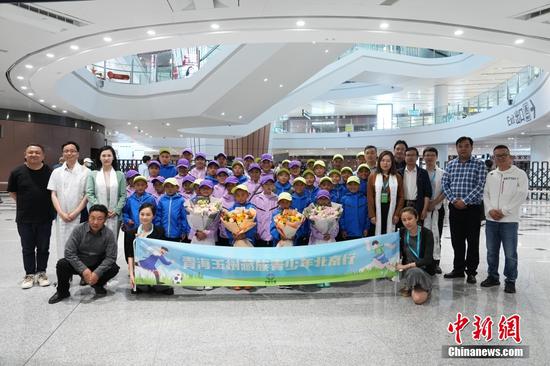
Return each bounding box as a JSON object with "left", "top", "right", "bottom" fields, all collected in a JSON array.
[{"left": 339, "top": 44, "right": 463, "bottom": 60}]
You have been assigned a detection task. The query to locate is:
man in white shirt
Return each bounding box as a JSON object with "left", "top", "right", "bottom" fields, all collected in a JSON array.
[
  {"left": 138, "top": 155, "right": 151, "bottom": 177},
  {"left": 481, "top": 145, "right": 528, "bottom": 294},
  {"left": 422, "top": 147, "right": 446, "bottom": 274},
  {"left": 48, "top": 141, "right": 89, "bottom": 260}
]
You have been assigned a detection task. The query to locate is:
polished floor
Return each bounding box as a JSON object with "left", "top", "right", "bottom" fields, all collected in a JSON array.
[{"left": 0, "top": 194, "right": 548, "bottom": 366}]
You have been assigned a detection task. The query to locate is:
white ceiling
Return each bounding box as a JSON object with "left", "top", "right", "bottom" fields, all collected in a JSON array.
[{"left": 2, "top": 0, "right": 550, "bottom": 148}]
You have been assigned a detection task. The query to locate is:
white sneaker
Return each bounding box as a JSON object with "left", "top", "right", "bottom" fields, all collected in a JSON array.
[
  {"left": 36, "top": 272, "right": 51, "bottom": 287},
  {"left": 204, "top": 286, "right": 214, "bottom": 291},
  {"left": 21, "top": 275, "right": 35, "bottom": 289}
]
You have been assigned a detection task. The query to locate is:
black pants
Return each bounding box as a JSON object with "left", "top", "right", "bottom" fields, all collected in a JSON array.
[
  {"left": 294, "top": 236, "right": 309, "bottom": 246},
  {"left": 17, "top": 222, "right": 52, "bottom": 275},
  {"left": 449, "top": 204, "right": 481, "bottom": 275},
  {"left": 216, "top": 237, "right": 231, "bottom": 247},
  {"left": 438, "top": 205, "right": 445, "bottom": 239},
  {"left": 56, "top": 258, "right": 119, "bottom": 296},
  {"left": 255, "top": 239, "right": 274, "bottom": 248}
]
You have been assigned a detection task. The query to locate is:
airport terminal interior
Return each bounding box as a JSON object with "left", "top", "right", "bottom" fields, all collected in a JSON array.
[{"left": 1, "top": 1, "right": 550, "bottom": 365}]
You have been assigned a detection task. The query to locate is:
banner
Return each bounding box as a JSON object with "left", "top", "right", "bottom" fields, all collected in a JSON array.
[{"left": 134, "top": 232, "right": 400, "bottom": 287}]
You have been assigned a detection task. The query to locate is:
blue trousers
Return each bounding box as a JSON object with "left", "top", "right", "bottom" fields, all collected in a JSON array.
[{"left": 485, "top": 220, "right": 518, "bottom": 283}]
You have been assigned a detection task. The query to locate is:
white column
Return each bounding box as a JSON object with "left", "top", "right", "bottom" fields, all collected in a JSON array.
[
  {"left": 432, "top": 144, "right": 449, "bottom": 167},
  {"left": 434, "top": 84, "right": 448, "bottom": 123},
  {"left": 530, "top": 135, "right": 550, "bottom": 162}
]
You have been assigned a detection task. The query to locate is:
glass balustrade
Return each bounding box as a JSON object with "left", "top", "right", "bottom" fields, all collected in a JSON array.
[{"left": 339, "top": 44, "right": 463, "bottom": 59}]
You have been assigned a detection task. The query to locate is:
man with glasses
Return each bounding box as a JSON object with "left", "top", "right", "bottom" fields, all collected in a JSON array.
[
  {"left": 481, "top": 145, "right": 527, "bottom": 294},
  {"left": 48, "top": 141, "right": 89, "bottom": 261}
]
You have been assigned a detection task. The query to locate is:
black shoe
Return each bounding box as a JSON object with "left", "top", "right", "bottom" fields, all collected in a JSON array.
[
  {"left": 504, "top": 282, "right": 516, "bottom": 294},
  {"left": 435, "top": 266, "right": 442, "bottom": 274},
  {"left": 466, "top": 274, "right": 477, "bottom": 284},
  {"left": 480, "top": 277, "right": 500, "bottom": 287},
  {"left": 48, "top": 292, "right": 70, "bottom": 304},
  {"left": 92, "top": 285, "right": 107, "bottom": 295},
  {"left": 162, "top": 287, "right": 174, "bottom": 295},
  {"left": 444, "top": 271, "right": 465, "bottom": 279}
]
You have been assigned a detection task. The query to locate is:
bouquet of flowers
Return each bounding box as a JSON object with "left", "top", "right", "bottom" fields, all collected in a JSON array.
[
  {"left": 220, "top": 207, "right": 257, "bottom": 247},
  {"left": 185, "top": 196, "right": 222, "bottom": 232},
  {"left": 303, "top": 203, "right": 343, "bottom": 236},
  {"left": 273, "top": 209, "right": 305, "bottom": 247}
]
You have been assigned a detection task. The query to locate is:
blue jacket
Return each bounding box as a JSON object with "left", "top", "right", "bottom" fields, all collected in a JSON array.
[
  {"left": 236, "top": 175, "right": 248, "bottom": 184},
  {"left": 275, "top": 181, "right": 292, "bottom": 195},
  {"left": 330, "top": 188, "right": 342, "bottom": 204},
  {"left": 122, "top": 192, "right": 157, "bottom": 230},
  {"left": 226, "top": 202, "right": 257, "bottom": 245},
  {"left": 154, "top": 193, "right": 189, "bottom": 239},
  {"left": 304, "top": 186, "right": 319, "bottom": 203},
  {"left": 337, "top": 183, "right": 349, "bottom": 198},
  {"left": 205, "top": 175, "right": 218, "bottom": 185},
  {"left": 359, "top": 178, "right": 368, "bottom": 195},
  {"left": 270, "top": 208, "right": 284, "bottom": 246},
  {"left": 291, "top": 191, "right": 311, "bottom": 240},
  {"left": 159, "top": 164, "right": 177, "bottom": 178},
  {"left": 339, "top": 191, "right": 370, "bottom": 238}
]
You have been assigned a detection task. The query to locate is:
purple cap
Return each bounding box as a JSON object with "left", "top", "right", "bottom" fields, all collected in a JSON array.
[
  {"left": 176, "top": 158, "right": 190, "bottom": 169},
  {"left": 216, "top": 152, "right": 227, "bottom": 159},
  {"left": 195, "top": 152, "right": 206, "bottom": 160},
  {"left": 148, "top": 160, "right": 160, "bottom": 167},
  {"left": 289, "top": 160, "right": 301, "bottom": 169},
  {"left": 216, "top": 168, "right": 230, "bottom": 176},
  {"left": 199, "top": 180, "right": 214, "bottom": 189},
  {"left": 207, "top": 160, "right": 220, "bottom": 167},
  {"left": 316, "top": 189, "right": 331, "bottom": 200},
  {"left": 181, "top": 175, "right": 196, "bottom": 184},
  {"left": 244, "top": 154, "right": 255, "bottom": 161},
  {"left": 152, "top": 176, "right": 165, "bottom": 184},
  {"left": 247, "top": 163, "right": 261, "bottom": 172},
  {"left": 125, "top": 169, "right": 139, "bottom": 179},
  {"left": 261, "top": 153, "right": 273, "bottom": 162},
  {"left": 181, "top": 148, "right": 193, "bottom": 155},
  {"left": 225, "top": 176, "right": 239, "bottom": 185},
  {"left": 260, "top": 175, "right": 275, "bottom": 185}
]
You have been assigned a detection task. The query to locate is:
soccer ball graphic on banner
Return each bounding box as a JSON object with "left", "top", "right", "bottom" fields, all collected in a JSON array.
[{"left": 173, "top": 273, "right": 184, "bottom": 284}]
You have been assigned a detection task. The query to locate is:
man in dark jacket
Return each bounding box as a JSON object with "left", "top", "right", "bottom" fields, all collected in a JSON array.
[{"left": 398, "top": 147, "right": 432, "bottom": 223}]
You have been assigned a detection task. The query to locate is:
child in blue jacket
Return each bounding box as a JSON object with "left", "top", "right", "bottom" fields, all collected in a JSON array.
[
  {"left": 339, "top": 176, "right": 369, "bottom": 240},
  {"left": 226, "top": 184, "right": 257, "bottom": 246},
  {"left": 290, "top": 177, "right": 311, "bottom": 246},
  {"left": 154, "top": 178, "right": 190, "bottom": 242}
]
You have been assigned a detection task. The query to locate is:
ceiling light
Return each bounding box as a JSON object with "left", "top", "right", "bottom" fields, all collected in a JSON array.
[
  {"left": 127, "top": 122, "right": 131, "bottom": 125},
  {"left": 134, "top": 126, "right": 138, "bottom": 129},
  {"left": 46, "top": 53, "right": 55, "bottom": 58},
  {"left": 296, "top": 20, "right": 306, "bottom": 27},
  {"left": 62, "top": 110, "right": 67, "bottom": 113},
  {"left": 210, "top": 23, "right": 220, "bottom": 30},
  {"left": 103, "top": 36, "right": 112, "bottom": 42},
  {"left": 546, "top": 124, "right": 550, "bottom": 128},
  {"left": 312, "top": 41, "right": 316, "bottom": 44},
  {"left": 147, "top": 29, "right": 156, "bottom": 36},
  {"left": 514, "top": 39, "right": 524, "bottom": 45},
  {"left": 238, "top": 115, "right": 243, "bottom": 119},
  {"left": 379, "top": 22, "right": 389, "bottom": 29},
  {"left": 165, "top": 122, "right": 170, "bottom": 126},
  {"left": 39, "top": 99, "right": 45, "bottom": 103},
  {"left": 520, "top": 131, "right": 526, "bottom": 135},
  {"left": 21, "top": 86, "right": 27, "bottom": 90},
  {"left": 51, "top": 105, "right": 56, "bottom": 108},
  {"left": 16, "top": 76, "right": 24, "bottom": 80},
  {"left": 279, "top": 84, "right": 284, "bottom": 88},
  {"left": 27, "top": 92, "right": 34, "bottom": 96},
  {"left": 220, "top": 112, "right": 225, "bottom": 116},
  {"left": 25, "top": 64, "right": 33, "bottom": 69},
  {"left": 179, "top": 134, "right": 183, "bottom": 137},
  {"left": 263, "top": 78, "right": 269, "bottom": 82},
  {"left": 324, "top": 49, "right": 329, "bottom": 53},
  {"left": 454, "top": 29, "right": 464, "bottom": 36},
  {"left": 70, "top": 44, "right": 79, "bottom": 50}
]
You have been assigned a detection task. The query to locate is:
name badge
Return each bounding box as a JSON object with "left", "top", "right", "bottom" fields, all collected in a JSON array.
[{"left": 381, "top": 192, "right": 389, "bottom": 204}]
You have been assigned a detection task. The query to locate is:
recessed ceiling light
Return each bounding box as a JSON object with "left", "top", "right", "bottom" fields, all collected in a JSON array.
[
  {"left": 324, "top": 49, "right": 329, "bottom": 53},
  {"left": 21, "top": 86, "right": 27, "bottom": 90},
  {"left": 51, "top": 105, "right": 56, "bottom": 108},
  {"left": 520, "top": 131, "right": 526, "bottom": 135},
  {"left": 103, "top": 36, "right": 112, "bottom": 42},
  {"left": 238, "top": 115, "right": 243, "bottom": 119},
  {"left": 454, "top": 29, "right": 464, "bottom": 36},
  {"left": 25, "top": 64, "right": 33, "bottom": 69},
  {"left": 70, "top": 44, "right": 79, "bottom": 50},
  {"left": 312, "top": 41, "right": 316, "bottom": 44},
  {"left": 134, "top": 126, "right": 138, "bottom": 129},
  {"left": 546, "top": 124, "right": 550, "bottom": 128},
  {"left": 127, "top": 122, "right": 131, "bottom": 125},
  {"left": 514, "top": 39, "right": 524, "bottom": 45},
  {"left": 263, "top": 78, "right": 269, "bottom": 82},
  {"left": 39, "top": 99, "right": 45, "bottom": 103},
  {"left": 379, "top": 22, "right": 389, "bottom": 29},
  {"left": 179, "top": 134, "right": 183, "bottom": 137},
  {"left": 165, "top": 122, "right": 170, "bottom": 126},
  {"left": 296, "top": 20, "right": 306, "bottom": 27},
  {"left": 220, "top": 112, "right": 225, "bottom": 116},
  {"left": 62, "top": 110, "right": 67, "bottom": 113},
  {"left": 46, "top": 53, "right": 55, "bottom": 58},
  {"left": 27, "top": 92, "right": 34, "bottom": 96},
  {"left": 147, "top": 29, "right": 156, "bottom": 36},
  {"left": 279, "top": 84, "right": 284, "bottom": 88},
  {"left": 16, "top": 76, "right": 24, "bottom": 80},
  {"left": 210, "top": 23, "right": 220, "bottom": 30}
]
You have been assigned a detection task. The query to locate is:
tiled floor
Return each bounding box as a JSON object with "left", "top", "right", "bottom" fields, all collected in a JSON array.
[{"left": 0, "top": 194, "right": 548, "bottom": 365}]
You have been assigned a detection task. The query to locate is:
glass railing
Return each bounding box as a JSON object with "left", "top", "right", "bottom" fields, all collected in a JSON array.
[
  {"left": 273, "top": 65, "right": 544, "bottom": 134},
  {"left": 86, "top": 45, "right": 220, "bottom": 84},
  {"left": 339, "top": 44, "right": 462, "bottom": 59}
]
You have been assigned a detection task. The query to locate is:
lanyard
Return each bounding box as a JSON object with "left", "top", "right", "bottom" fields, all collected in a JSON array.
[
  {"left": 430, "top": 170, "right": 437, "bottom": 198},
  {"left": 382, "top": 176, "right": 389, "bottom": 191},
  {"left": 406, "top": 226, "right": 421, "bottom": 259}
]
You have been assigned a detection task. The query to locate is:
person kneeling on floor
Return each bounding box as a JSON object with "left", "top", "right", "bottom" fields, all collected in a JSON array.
[{"left": 48, "top": 204, "right": 119, "bottom": 304}]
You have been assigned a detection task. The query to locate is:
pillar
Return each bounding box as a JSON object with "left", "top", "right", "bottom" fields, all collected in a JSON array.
[
  {"left": 530, "top": 135, "right": 550, "bottom": 162},
  {"left": 434, "top": 84, "right": 448, "bottom": 124}
]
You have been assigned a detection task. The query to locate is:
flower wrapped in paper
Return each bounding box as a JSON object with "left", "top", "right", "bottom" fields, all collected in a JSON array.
[
  {"left": 220, "top": 207, "right": 257, "bottom": 247},
  {"left": 185, "top": 196, "right": 222, "bottom": 232},
  {"left": 303, "top": 203, "right": 343, "bottom": 243},
  {"left": 273, "top": 209, "right": 305, "bottom": 247}
]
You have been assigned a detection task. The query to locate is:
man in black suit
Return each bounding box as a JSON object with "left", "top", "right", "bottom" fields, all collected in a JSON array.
[{"left": 398, "top": 147, "right": 432, "bottom": 223}]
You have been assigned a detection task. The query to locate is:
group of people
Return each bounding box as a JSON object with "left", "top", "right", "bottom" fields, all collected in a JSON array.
[{"left": 7, "top": 135, "right": 528, "bottom": 305}]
